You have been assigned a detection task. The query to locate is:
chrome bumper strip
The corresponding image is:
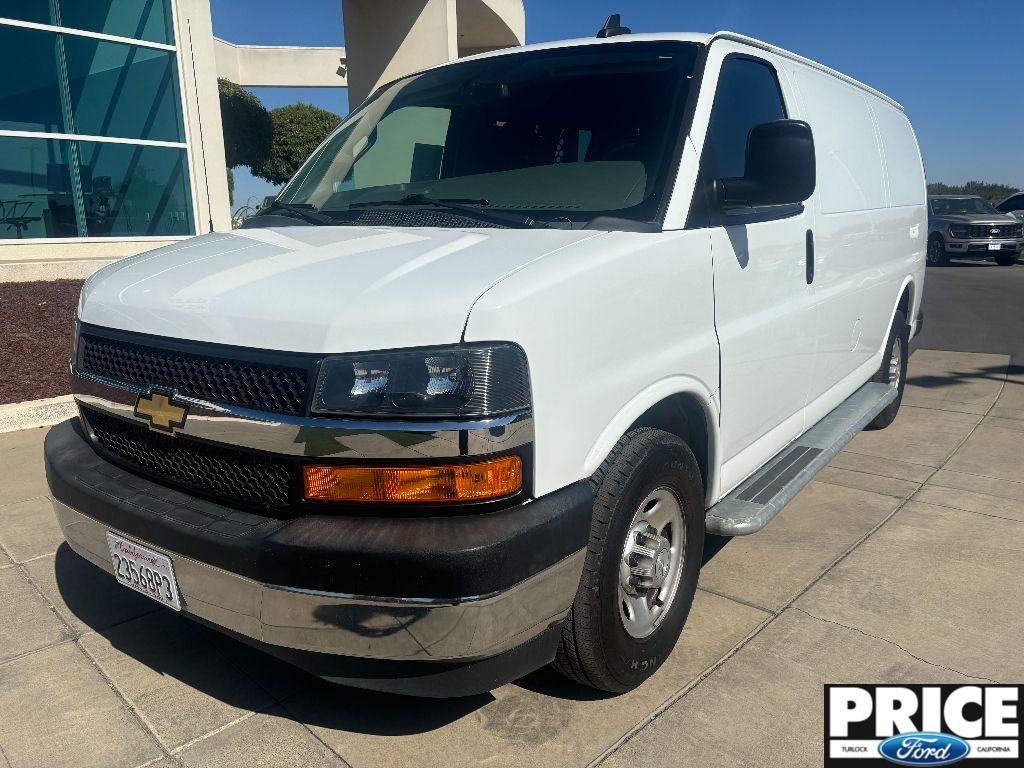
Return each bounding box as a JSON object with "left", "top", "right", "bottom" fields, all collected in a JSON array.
[
  {"left": 71, "top": 365, "right": 533, "bottom": 459},
  {"left": 54, "top": 500, "right": 582, "bottom": 661}
]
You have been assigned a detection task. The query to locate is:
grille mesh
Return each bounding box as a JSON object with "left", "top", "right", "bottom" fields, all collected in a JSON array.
[
  {"left": 79, "top": 334, "right": 309, "bottom": 415},
  {"left": 338, "top": 209, "right": 507, "bottom": 228},
  {"left": 82, "top": 407, "right": 293, "bottom": 510},
  {"left": 969, "top": 224, "right": 1019, "bottom": 238}
]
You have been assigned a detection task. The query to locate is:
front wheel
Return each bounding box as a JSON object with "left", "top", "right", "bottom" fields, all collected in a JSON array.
[
  {"left": 553, "top": 428, "right": 704, "bottom": 693},
  {"left": 995, "top": 254, "right": 1019, "bottom": 266},
  {"left": 867, "top": 309, "right": 909, "bottom": 430},
  {"left": 926, "top": 236, "right": 948, "bottom": 267}
]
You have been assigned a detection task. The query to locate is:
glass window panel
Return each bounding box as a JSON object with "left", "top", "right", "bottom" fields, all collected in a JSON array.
[
  {"left": 706, "top": 57, "right": 787, "bottom": 180},
  {"left": 58, "top": 0, "right": 174, "bottom": 45},
  {"left": 996, "top": 195, "right": 1024, "bottom": 213},
  {"left": 0, "top": 25, "right": 68, "bottom": 133},
  {"left": 350, "top": 107, "right": 452, "bottom": 189},
  {"left": 0, "top": 1, "right": 54, "bottom": 24},
  {"left": 76, "top": 141, "right": 193, "bottom": 237},
  {"left": 64, "top": 35, "right": 184, "bottom": 142},
  {"left": 281, "top": 42, "right": 701, "bottom": 223},
  {"left": 0, "top": 136, "right": 80, "bottom": 239}
]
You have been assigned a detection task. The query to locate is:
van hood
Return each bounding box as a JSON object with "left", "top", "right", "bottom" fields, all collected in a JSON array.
[{"left": 79, "top": 226, "right": 603, "bottom": 353}]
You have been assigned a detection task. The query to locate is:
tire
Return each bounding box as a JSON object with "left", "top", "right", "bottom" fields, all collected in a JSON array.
[
  {"left": 553, "top": 428, "right": 704, "bottom": 693},
  {"left": 995, "top": 254, "right": 1018, "bottom": 266},
  {"left": 926, "top": 235, "right": 948, "bottom": 267},
  {"left": 867, "top": 309, "right": 909, "bottom": 430}
]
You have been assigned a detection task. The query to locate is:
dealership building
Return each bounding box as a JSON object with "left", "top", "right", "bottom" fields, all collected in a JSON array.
[{"left": 0, "top": 0, "right": 523, "bottom": 280}]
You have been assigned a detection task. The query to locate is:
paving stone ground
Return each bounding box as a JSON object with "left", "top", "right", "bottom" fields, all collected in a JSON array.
[{"left": 0, "top": 348, "right": 1021, "bottom": 768}]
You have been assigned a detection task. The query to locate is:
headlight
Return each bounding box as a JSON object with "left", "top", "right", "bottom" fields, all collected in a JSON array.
[
  {"left": 948, "top": 224, "right": 969, "bottom": 239},
  {"left": 1014, "top": 224, "right": 1023, "bottom": 238},
  {"left": 312, "top": 343, "right": 530, "bottom": 418}
]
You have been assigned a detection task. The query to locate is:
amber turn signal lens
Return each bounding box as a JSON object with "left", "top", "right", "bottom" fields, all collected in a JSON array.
[{"left": 303, "top": 456, "right": 523, "bottom": 503}]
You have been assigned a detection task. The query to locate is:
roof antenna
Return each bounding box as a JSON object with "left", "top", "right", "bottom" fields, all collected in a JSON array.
[{"left": 597, "top": 13, "right": 631, "bottom": 38}]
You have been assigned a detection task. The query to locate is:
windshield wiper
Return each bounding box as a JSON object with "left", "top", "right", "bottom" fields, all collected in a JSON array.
[
  {"left": 260, "top": 200, "right": 338, "bottom": 226},
  {"left": 348, "top": 193, "right": 549, "bottom": 228},
  {"left": 348, "top": 194, "right": 489, "bottom": 209}
]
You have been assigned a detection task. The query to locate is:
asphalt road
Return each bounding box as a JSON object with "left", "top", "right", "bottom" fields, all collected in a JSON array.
[{"left": 914, "top": 258, "right": 1024, "bottom": 363}]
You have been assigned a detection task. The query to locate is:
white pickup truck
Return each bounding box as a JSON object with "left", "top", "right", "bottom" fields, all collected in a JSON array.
[{"left": 47, "top": 23, "right": 926, "bottom": 697}]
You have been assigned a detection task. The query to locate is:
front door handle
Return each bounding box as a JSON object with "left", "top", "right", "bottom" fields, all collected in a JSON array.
[{"left": 805, "top": 229, "right": 814, "bottom": 284}]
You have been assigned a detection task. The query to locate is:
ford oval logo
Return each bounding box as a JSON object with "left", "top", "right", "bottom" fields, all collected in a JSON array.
[{"left": 878, "top": 732, "right": 971, "bottom": 766}]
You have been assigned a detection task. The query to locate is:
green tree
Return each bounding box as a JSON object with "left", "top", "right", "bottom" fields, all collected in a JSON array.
[
  {"left": 926, "top": 180, "right": 1021, "bottom": 204},
  {"left": 217, "top": 79, "right": 273, "bottom": 171},
  {"left": 251, "top": 103, "right": 341, "bottom": 186},
  {"left": 961, "top": 181, "right": 1020, "bottom": 204},
  {"left": 926, "top": 182, "right": 961, "bottom": 196}
]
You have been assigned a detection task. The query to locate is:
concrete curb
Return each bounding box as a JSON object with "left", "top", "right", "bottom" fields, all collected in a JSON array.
[
  {"left": 0, "top": 395, "right": 76, "bottom": 434},
  {"left": 0, "top": 259, "right": 115, "bottom": 283}
]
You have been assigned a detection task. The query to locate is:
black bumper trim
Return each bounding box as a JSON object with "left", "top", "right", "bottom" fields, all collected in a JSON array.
[
  {"left": 45, "top": 418, "right": 594, "bottom": 599},
  {"left": 189, "top": 615, "right": 563, "bottom": 698}
]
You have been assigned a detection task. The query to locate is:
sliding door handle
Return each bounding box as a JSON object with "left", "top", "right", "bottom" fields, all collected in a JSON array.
[{"left": 805, "top": 229, "right": 814, "bottom": 284}]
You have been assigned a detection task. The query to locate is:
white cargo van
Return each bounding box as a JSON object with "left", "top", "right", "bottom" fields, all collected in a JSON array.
[{"left": 48, "top": 23, "right": 926, "bottom": 696}]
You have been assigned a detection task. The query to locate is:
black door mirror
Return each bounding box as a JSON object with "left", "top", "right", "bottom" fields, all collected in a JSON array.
[{"left": 714, "top": 119, "right": 816, "bottom": 210}]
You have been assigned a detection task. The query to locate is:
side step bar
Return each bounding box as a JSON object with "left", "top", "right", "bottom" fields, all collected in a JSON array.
[{"left": 705, "top": 382, "right": 898, "bottom": 536}]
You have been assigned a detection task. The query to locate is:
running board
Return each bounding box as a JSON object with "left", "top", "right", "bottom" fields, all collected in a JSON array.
[{"left": 705, "top": 382, "right": 898, "bottom": 536}]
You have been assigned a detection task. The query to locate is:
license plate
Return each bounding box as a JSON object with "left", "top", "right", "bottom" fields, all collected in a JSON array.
[
  {"left": 106, "top": 532, "right": 182, "bottom": 611},
  {"left": 989, "top": 242, "right": 1002, "bottom": 250}
]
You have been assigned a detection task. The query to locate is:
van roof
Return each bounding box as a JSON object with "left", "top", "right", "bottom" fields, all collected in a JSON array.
[{"left": 457, "top": 31, "right": 904, "bottom": 112}]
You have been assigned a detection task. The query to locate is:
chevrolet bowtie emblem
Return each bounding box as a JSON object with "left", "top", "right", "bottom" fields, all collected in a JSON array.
[{"left": 134, "top": 391, "right": 188, "bottom": 433}]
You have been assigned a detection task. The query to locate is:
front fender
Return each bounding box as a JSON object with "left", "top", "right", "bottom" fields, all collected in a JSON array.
[
  {"left": 582, "top": 378, "right": 721, "bottom": 504},
  {"left": 462, "top": 229, "right": 718, "bottom": 498}
]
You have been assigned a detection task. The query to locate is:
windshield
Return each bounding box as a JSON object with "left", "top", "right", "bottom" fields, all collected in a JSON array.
[
  {"left": 930, "top": 197, "right": 999, "bottom": 215},
  {"left": 277, "top": 42, "right": 701, "bottom": 228}
]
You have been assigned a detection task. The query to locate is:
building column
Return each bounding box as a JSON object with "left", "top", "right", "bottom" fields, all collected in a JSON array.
[
  {"left": 341, "top": 0, "right": 458, "bottom": 107},
  {"left": 175, "top": 0, "right": 232, "bottom": 233}
]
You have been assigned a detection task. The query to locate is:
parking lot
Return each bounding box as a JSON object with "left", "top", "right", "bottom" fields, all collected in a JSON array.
[{"left": 1, "top": 260, "right": 1022, "bottom": 768}]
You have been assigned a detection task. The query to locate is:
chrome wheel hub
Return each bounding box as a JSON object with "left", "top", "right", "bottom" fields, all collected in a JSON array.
[
  {"left": 618, "top": 487, "right": 686, "bottom": 639},
  {"left": 624, "top": 527, "right": 672, "bottom": 591},
  {"left": 888, "top": 336, "right": 902, "bottom": 387}
]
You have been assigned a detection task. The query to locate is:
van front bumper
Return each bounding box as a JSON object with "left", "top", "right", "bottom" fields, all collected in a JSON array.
[{"left": 45, "top": 418, "right": 592, "bottom": 696}]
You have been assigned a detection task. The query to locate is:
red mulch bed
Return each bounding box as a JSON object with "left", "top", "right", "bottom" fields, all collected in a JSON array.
[{"left": 0, "top": 279, "right": 84, "bottom": 405}]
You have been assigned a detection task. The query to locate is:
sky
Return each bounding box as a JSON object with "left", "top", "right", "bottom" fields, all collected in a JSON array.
[{"left": 212, "top": 0, "right": 1024, "bottom": 211}]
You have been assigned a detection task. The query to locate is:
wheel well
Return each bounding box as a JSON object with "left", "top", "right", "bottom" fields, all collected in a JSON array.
[
  {"left": 627, "top": 393, "right": 711, "bottom": 496},
  {"left": 897, "top": 284, "right": 912, "bottom": 320}
]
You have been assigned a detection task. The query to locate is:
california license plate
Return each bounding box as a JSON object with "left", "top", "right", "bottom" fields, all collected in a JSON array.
[
  {"left": 106, "top": 532, "right": 182, "bottom": 611},
  {"left": 989, "top": 242, "right": 1001, "bottom": 250}
]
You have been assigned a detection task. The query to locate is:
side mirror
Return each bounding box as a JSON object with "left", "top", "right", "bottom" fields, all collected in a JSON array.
[{"left": 714, "top": 119, "right": 816, "bottom": 210}]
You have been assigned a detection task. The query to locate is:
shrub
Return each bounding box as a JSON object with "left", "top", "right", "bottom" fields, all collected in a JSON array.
[
  {"left": 927, "top": 180, "right": 1021, "bottom": 204},
  {"left": 251, "top": 103, "right": 341, "bottom": 186},
  {"left": 218, "top": 79, "right": 273, "bottom": 170}
]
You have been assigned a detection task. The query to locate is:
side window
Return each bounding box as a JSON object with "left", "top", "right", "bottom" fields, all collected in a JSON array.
[{"left": 706, "top": 56, "right": 787, "bottom": 180}]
